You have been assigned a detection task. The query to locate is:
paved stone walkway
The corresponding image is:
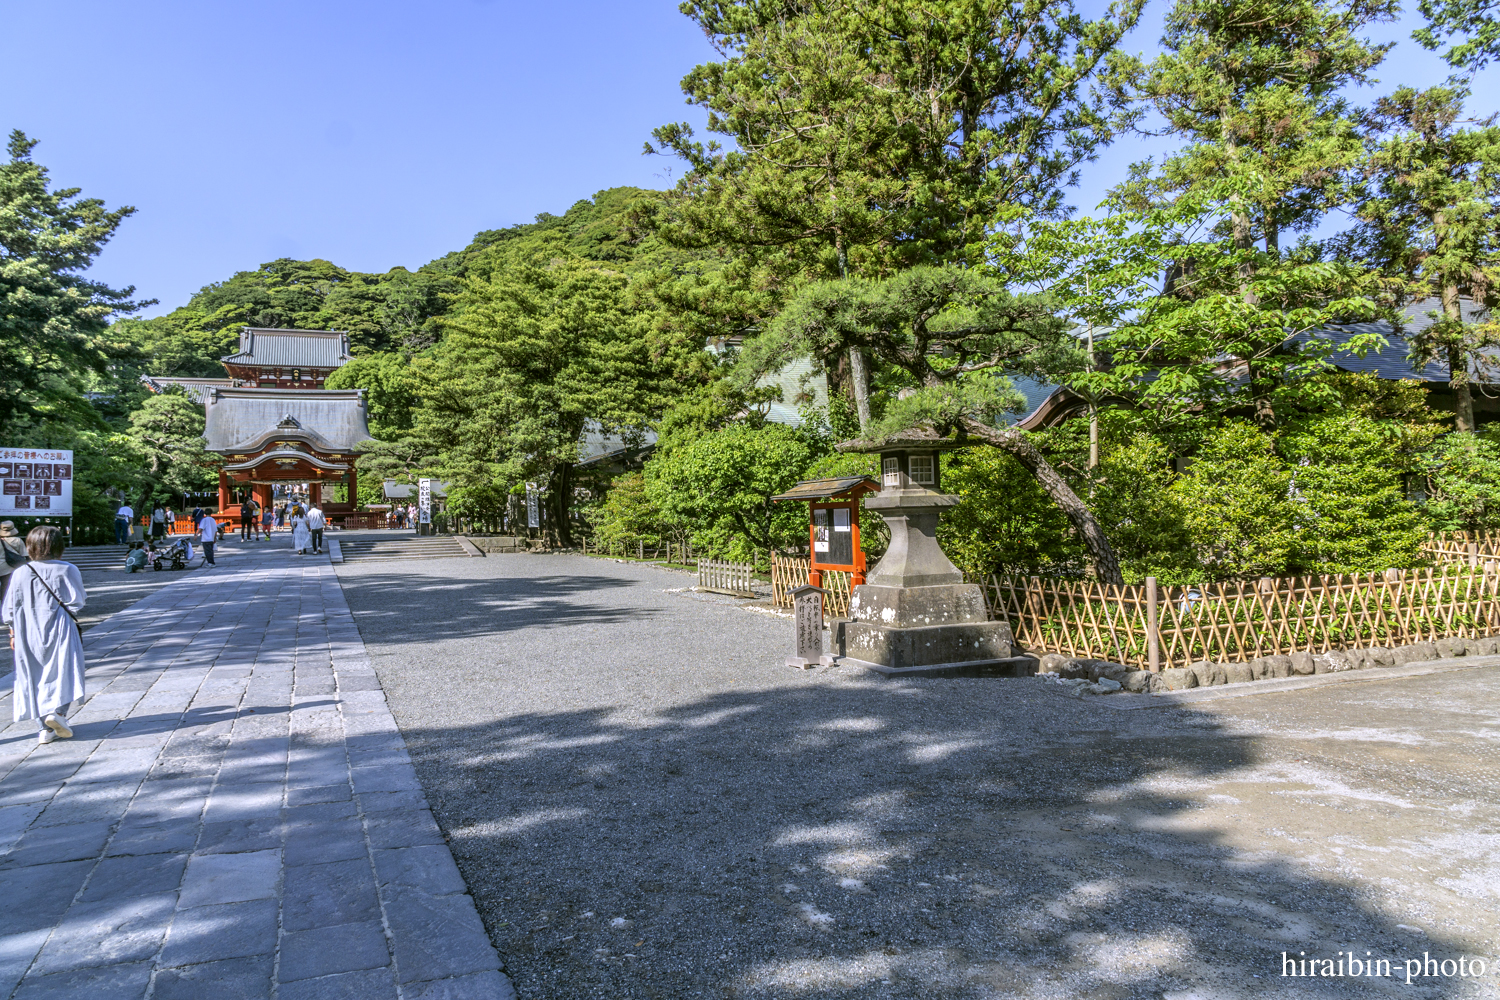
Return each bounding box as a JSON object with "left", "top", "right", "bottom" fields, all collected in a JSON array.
[{"left": 0, "top": 549, "right": 514, "bottom": 999}]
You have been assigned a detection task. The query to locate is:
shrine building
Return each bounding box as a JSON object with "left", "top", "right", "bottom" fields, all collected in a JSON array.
[{"left": 205, "top": 387, "right": 370, "bottom": 518}]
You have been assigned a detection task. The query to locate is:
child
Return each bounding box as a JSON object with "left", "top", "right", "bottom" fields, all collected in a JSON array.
[{"left": 124, "top": 542, "right": 147, "bottom": 573}]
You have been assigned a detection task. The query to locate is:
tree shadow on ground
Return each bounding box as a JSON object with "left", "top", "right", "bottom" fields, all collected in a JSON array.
[
  {"left": 337, "top": 573, "right": 654, "bottom": 643},
  {"left": 399, "top": 682, "right": 1486, "bottom": 1000}
]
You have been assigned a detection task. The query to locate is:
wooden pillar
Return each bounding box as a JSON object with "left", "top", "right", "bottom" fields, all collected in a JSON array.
[
  {"left": 218, "top": 468, "right": 230, "bottom": 512},
  {"left": 347, "top": 467, "right": 358, "bottom": 509},
  {"left": 1146, "top": 576, "right": 1160, "bottom": 673},
  {"left": 310, "top": 481, "right": 322, "bottom": 506},
  {"left": 256, "top": 483, "right": 273, "bottom": 516}
]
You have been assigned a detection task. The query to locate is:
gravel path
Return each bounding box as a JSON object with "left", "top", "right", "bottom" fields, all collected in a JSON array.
[{"left": 338, "top": 553, "right": 1500, "bottom": 999}]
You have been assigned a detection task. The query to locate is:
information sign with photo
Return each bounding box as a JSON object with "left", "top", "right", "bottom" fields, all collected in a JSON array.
[{"left": 0, "top": 448, "right": 73, "bottom": 516}]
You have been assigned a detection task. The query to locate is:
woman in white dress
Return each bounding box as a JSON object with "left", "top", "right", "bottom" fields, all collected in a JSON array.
[
  {"left": 290, "top": 505, "right": 312, "bottom": 555},
  {"left": 2, "top": 526, "right": 85, "bottom": 745}
]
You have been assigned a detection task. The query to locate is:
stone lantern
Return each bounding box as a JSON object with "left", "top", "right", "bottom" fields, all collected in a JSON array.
[{"left": 834, "top": 429, "right": 1033, "bottom": 678}]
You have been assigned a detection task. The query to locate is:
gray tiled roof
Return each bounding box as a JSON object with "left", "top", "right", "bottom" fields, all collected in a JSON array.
[
  {"left": 203, "top": 388, "right": 371, "bottom": 453},
  {"left": 222, "top": 328, "right": 352, "bottom": 370},
  {"left": 1302, "top": 298, "right": 1496, "bottom": 382},
  {"left": 140, "top": 375, "right": 235, "bottom": 403}
]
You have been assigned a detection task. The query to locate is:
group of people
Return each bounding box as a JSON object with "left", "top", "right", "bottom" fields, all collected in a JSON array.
[
  {"left": 391, "top": 503, "right": 420, "bottom": 529},
  {"left": 237, "top": 499, "right": 324, "bottom": 552},
  {"left": 2, "top": 522, "right": 86, "bottom": 746}
]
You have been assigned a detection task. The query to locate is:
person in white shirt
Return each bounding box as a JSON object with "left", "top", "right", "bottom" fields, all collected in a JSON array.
[
  {"left": 289, "top": 506, "right": 311, "bottom": 555},
  {"left": 197, "top": 511, "right": 220, "bottom": 567},
  {"left": 306, "top": 505, "right": 326, "bottom": 554},
  {"left": 114, "top": 503, "right": 133, "bottom": 545}
]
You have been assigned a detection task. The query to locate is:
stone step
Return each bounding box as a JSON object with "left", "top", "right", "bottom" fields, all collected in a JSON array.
[
  {"left": 61, "top": 546, "right": 130, "bottom": 571},
  {"left": 337, "top": 538, "right": 475, "bottom": 562}
]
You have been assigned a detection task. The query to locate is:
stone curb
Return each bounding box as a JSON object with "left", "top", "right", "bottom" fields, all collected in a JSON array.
[{"left": 1072, "top": 655, "right": 1500, "bottom": 710}]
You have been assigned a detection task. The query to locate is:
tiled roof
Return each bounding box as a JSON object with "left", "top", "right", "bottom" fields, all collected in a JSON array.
[
  {"left": 222, "top": 328, "right": 352, "bottom": 370},
  {"left": 1301, "top": 298, "right": 1496, "bottom": 382},
  {"left": 203, "top": 388, "right": 371, "bottom": 453},
  {"left": 140, "top": 376, "right": 235, "bottom": 403}
]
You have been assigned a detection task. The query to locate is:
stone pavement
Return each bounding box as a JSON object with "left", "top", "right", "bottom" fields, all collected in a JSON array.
[{"left": 0, "top": 546, "right": 514, "bottom": 999}]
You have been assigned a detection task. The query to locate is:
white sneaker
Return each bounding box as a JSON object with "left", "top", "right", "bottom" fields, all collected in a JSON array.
[
  {"left": 43, "top": 714, "right": 72, "bottom": 738},
  {"left": 38, "top": 730, "right": 55, "bottom": 745}
]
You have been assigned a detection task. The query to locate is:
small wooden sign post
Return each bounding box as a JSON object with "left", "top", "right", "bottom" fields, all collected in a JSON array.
[{"left": 787, "top": 583, "right": 829, "bottom": 669}]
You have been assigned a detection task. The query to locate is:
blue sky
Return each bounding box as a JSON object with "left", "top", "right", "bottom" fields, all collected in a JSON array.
[{"left": 1, "top": 1, "right": 1490, "bottom": 318}]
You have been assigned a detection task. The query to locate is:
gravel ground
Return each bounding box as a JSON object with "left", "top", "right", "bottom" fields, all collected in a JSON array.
[{"left": 337, "top": 553, "right": 1500, "bottom": 1000}]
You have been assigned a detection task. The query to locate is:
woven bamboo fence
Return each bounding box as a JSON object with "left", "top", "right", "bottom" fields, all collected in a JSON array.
[
  {"left": 982, "top": 567, "right": 1500, "bottom": 671},
  {"left": 770, "top": 553, "right": 852, "bottom": 617},
  {"left": 1421, "top": 531, "right": 1500, "bottom": 566}
]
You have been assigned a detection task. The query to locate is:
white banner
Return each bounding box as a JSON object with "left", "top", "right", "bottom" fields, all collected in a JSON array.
[
  {"left": 526, "top": 482, "right": 540, "bottom": 529},
  {"left": 0, "top": 448, "right": 74, "bottom": 517},
  {"left": 418, "top": 478, "right": 432, "bottom": 524}
]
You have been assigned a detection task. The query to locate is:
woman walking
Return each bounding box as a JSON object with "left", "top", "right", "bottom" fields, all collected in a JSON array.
[
  {"left": 2, "top": 527, "right": 86, "bottom": 745},
  {"left": 289, "top": 505, "right": 311, "bottom": 555}
]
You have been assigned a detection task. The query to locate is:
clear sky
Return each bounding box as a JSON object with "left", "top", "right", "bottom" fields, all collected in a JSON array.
[{"left": 1, "top": 1, "right": 1491, "bottom": 318}]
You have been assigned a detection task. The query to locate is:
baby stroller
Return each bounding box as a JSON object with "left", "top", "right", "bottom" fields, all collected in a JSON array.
[{"left": 151, "top": 538, "right": 190, "bottom": 571}]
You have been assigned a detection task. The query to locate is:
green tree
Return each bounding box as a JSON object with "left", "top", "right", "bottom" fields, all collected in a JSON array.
[
  {"left": 1, "top": 130, "right": 147, "bottom": 436},
  {"left": 325, "top": 352, "right": 419, "bottom": 436},
  {"left": 645, "top": 423, "right": 815, "bottom": 554},
  {"left": 1414, "top": 0, "right": 1500, "bottom": 75},
  {"left": 752, "top": 264, "right": 1127, "bottom": 581},
  {"left": 1171, "top": 422, "right": 1301, "bottom": 579},
  {"left": 1350, "top": 86, "right": 1500, "bottom": 432},
  {"left": 1101, "top": 0, "right": 1397, "bottom": 428},
  {"left": 652, "top": 0, "right": 1144, "bottom": 427},
  {"left": 1420, "top": 432, "right": 1500, "bottom": 531},
  {"left": 586, "top": 471, "right": 682, "bottom": 553},
  {"left": 126, "top": 391, "right": 217, "bottom": 512},
  {"left": 419, "top": 243, "right": 668, "bottom": 546}
]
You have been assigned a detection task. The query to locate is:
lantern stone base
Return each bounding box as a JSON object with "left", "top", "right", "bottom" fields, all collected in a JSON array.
[{"left": 839, "top": 616, "right": 1027, "bottom": 677}]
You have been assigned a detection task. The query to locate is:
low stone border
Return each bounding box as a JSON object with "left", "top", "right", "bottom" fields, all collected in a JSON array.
[
  {"left": 1078, "top": 655, "right": 1499, "bottom": 709},
  {"left": 1037, "top": 635, "right": 1499, "bottom": 698}
]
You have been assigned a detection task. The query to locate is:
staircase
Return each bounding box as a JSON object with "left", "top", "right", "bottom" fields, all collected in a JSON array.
[
  {"left": 61, "top": 545, "right": 130, "bottom": 572},
  {"left": 335, "top": 535, "right": 478, "bottom": 563}
]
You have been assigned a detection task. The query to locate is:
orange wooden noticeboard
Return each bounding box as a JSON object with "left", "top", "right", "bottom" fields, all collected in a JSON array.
[{"left": 771, "top": 476, "right": 879, "bottom": 589}]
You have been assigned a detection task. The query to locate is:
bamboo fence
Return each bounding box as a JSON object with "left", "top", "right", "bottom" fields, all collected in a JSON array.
[
  {"left": 697, "top": 559, "right": 756, "bottom": 597},
  {"left": 772, "top": 539, "right": 1500, "bottom": 671},
  {"left": 982, "top": 567, "right": 1500, "bottom": 671},
  {"left": 770, "top": 554, "right": 852, "bottom": 617},
  {"left": 1421, "top": 531, "right": 1500, "bottom": 566}
]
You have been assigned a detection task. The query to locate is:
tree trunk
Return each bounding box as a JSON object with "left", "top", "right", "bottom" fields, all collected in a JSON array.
[
  {"left": 848, "top": 346, "right": 872, "bottom": 432},
  {"left": 1444, "top": 284, "right": 1474, "bottom": 433},
  {"left": 958, "top": 418, "right": 1124, "bottom": 585},
  {"left": 548, "top": 462, "right": 574, "bottom": 547}
]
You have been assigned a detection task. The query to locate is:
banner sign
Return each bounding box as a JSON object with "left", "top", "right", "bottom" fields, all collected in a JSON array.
[
  {"left": 526, "top": 482, "right": 540, "bottom": 529},
  {"left": 418, "top": 478, "right": 432, "bottom": 524},
  {"left": 0, "top": 448, "right": 73, "bottom": 516}
]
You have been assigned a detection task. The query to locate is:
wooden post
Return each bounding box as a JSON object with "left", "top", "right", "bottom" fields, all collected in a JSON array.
[
  {"left": 638, "top": 540, "right": 644, "bottom": 561},
  {"left": 1146, "top": 576, "right": 1160, "bottom": 672}
]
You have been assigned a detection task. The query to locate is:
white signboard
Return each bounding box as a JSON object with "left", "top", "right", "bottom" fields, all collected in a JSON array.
[
  {"left": 526, "top": 482, "right": 540, "bottom": 529},
  {"left": 0, "top": 448, "right": 73, "bottom": 517},
  {"left": 418, "top": 478, "right": 432, "bottom": 524}
]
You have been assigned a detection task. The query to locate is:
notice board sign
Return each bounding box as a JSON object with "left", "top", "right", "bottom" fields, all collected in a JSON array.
[
  {"left": 418, "top": 478, "right": 432, "bottom": 524},
  {"left": 0, "top": 448, "right": 73, "bottom": 516}
]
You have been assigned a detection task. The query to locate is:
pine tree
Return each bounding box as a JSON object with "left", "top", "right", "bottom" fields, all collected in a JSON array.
[{"left": 1351, "top": 87, "right": 1500, "bottom": 432}]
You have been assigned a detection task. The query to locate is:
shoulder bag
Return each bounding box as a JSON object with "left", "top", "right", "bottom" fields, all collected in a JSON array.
[{"left": 28, "top": 566, "right": 81, "bottom": 630}]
